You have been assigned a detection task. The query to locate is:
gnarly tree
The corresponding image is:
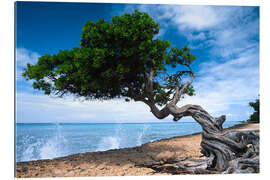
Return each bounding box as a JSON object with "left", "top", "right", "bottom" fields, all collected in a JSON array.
[{"left": 23, "top": 10, "right": 259, "bottom": 173}]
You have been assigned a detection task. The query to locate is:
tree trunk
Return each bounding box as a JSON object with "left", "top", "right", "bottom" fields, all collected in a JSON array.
[
  {"left": 167, "top": 104, "right": 259, "bottom": 173},
  {"left": 138, "top": 67, "right": 259, "bottom": 173}
]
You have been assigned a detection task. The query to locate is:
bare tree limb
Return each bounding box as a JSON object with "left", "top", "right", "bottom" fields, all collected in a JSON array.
[{"left": 170, "top": 65, "right": 194, "bottom": 105}]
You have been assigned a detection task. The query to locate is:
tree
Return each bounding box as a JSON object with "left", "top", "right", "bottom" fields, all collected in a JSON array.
[
  {"left": 23, "top": 10, "right": 259, "bottom": 173},
  {"left": 248, "top": 99, "right": 259, "bottom": 123}
]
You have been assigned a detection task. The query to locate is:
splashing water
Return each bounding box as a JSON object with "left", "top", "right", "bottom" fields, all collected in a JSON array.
[
  {"left": 96, "top": 124, "right": 123, "bottom": 151},
  {"left": 21, "top": 136, "right": 42, "bottom": 161},
  {"left": 16, "top": 121, "right": 242, "bottom": 162},
  {"left": 40, "top": 123, "right": 68, "bottom": 159},
  {"left": 96, "top": 136, "right": 120, "bottom": 151},
  {"left": 136, "top": 124, "right": 149, "bottom": 146},
  {"left": 18, "top": 122, "right": 68, "bottom": 161},
  {"left": 96, "top": 123, "right": 149, "bottom": 151}
]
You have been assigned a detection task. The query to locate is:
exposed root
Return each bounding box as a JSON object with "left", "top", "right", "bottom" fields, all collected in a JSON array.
[
  {"left": 135, "top": 157, "right": 220, "bottom": 174},
  {"left": 135, "top": 128, "right": 259, "bottom": 174}
]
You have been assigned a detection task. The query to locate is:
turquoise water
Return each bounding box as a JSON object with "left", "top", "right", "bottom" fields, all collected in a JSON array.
[{"left": 16, "top": 121, "right": 241, "bottom": 162}]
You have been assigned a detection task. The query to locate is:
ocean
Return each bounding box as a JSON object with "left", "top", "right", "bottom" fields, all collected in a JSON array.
[{"left": 16, "top": 121, "right": 241, "bottom": 162}]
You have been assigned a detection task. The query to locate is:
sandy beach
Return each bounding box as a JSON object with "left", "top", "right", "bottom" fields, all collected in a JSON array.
[{"left": 16, "top": 123, "right": 259, "bottom": 178}]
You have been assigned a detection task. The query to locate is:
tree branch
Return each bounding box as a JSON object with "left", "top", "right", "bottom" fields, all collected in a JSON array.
[
  {"left": 127, "top": 85, "right": 146, "bottom": 102},
  {"left": 170, "top": 65, "right": 194, "bottom": 105},
  {"left": 144, "top": 69, "right": 155, "bottom": 102},
  {"left": 143, "top": 101, "right": 170, "bottom": 119},
  {"left": 128, "top": 77, "right": 170, "bottom": 119}
]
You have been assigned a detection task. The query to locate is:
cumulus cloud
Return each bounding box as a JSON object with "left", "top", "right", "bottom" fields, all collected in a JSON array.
[
  {"left": 16, "top": 92, "right": 173, "bottom": 123},
  {"left": 16, "top": 48, "right": 40, "bottom": 80},
  {"left": 167, "top": 6, "right": 221, "bottom": 30},
  {"left": 178, "top": 47, "right": 259, "bottom": 120},
  {"left": 126, "top": 5, "right": 258, "bottom": 56}
]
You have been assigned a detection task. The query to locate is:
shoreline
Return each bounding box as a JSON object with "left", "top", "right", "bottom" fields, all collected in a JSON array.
[
  {"left": 16, "top": 121, "right": 243, "bottom": 163},
  {"left": 16, "top": 123, "right": 259, "bottom": 177}
]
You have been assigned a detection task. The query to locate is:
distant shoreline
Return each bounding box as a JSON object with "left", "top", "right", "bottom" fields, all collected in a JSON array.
[{"left": 16, "top": 123, "right": 258, "bottom": 177}]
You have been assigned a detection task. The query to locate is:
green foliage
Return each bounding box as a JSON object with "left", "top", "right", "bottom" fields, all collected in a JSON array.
[
  {"left": 247, "top": 99, "right": 260, "bottom": 123},
  {"left": 23, "top": 10, "right": 197, "bottom": 105}
]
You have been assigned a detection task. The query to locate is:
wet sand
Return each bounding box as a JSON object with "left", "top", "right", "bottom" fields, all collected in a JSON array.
[{"left": 16, "top": 123, "right": 259, "bottom": 178}]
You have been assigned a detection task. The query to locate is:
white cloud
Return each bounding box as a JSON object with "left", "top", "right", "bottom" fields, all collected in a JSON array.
[
  {"left": 132, "top": 5, "right": 228, "bottom": 31},
  {"left": 16, "top": 92, "right": 173, "bottom": 123},
  {"left": 129, "top": 5, "right": 258, "bottom": 58},
  {"left": 130, "top": 5, "right": 228, "bottom": 37},
  {"left": 178, "top": 47, "right": 259, "bottom": 120},
  {"left": 16, "top": 48, "right": 40, "bottom": 80},
  {"left": 171, "top": 6, "right": 220, "bottom": 30},
  {"left": 211, "top": 17, "right": 259, "bottom": 58},
  {"left": 186, "top": 32, "right": 207, "bottom": 41},
  {"left": 16, "top": 48, "right": 40, "bottom": 65}
]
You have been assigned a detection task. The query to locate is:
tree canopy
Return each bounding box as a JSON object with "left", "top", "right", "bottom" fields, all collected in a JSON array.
[
  {"left": 247, "top": 99, "right": 259, "bottom": 123},
  {"left": 23, "top": 10, "right": 196, "bottom": 110}
]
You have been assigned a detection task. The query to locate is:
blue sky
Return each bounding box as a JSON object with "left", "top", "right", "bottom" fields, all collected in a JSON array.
[{"left": 16, "top": 2, "right": 259, "bottom": 123}]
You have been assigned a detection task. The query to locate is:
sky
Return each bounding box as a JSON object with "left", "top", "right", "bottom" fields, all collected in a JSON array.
[{"left": 15, "top": 2, "right": 260, "bottom": 123}]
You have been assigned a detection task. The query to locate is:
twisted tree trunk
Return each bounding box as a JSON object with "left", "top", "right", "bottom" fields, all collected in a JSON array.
[
  {"left": 166, "top": 104, "right": 259, "bottom": 173},
  {"left": 131, "top": 67, "right": 259, "bottom": 173},
  {"left": 138, "top": 101, "right": 260, "bottom": 173}
]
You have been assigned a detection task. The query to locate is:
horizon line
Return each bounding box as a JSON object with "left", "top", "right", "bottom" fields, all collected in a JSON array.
[{"left": 16, "top": 121, "right": 243, "bottom": 124}]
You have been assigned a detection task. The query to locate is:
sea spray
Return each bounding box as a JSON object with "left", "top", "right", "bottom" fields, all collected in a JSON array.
[
  {"left": 21, "top": 135, "right": 42, "bottom": 161},
  {"left": 96, "top": 136, "right": 120, "bottom": 151},
  {"left": 96, "top": 123, "right": 150, "bottom": 151},
  {"left": 96, "top": 123, "right": 123, "bottom": 151},
  {"left": 136, "top": 124, "right": 149, "bottom": 146},
  {"left": 18, "top": 122, "right": 69, "bottom": 161},
  {"left": 16, "top": 121, "right": 241, "bottom": 162},
  {"left": 40, "top": 122, "right": 68, "bottom": 159}
]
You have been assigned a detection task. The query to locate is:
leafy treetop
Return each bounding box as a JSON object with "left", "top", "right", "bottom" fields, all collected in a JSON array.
[
  {"left": 247, "top": 99, "right": 259, "bottom": 123},
  {"left": 23, "top": 10, "right": 196, "bottom": 107}
]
